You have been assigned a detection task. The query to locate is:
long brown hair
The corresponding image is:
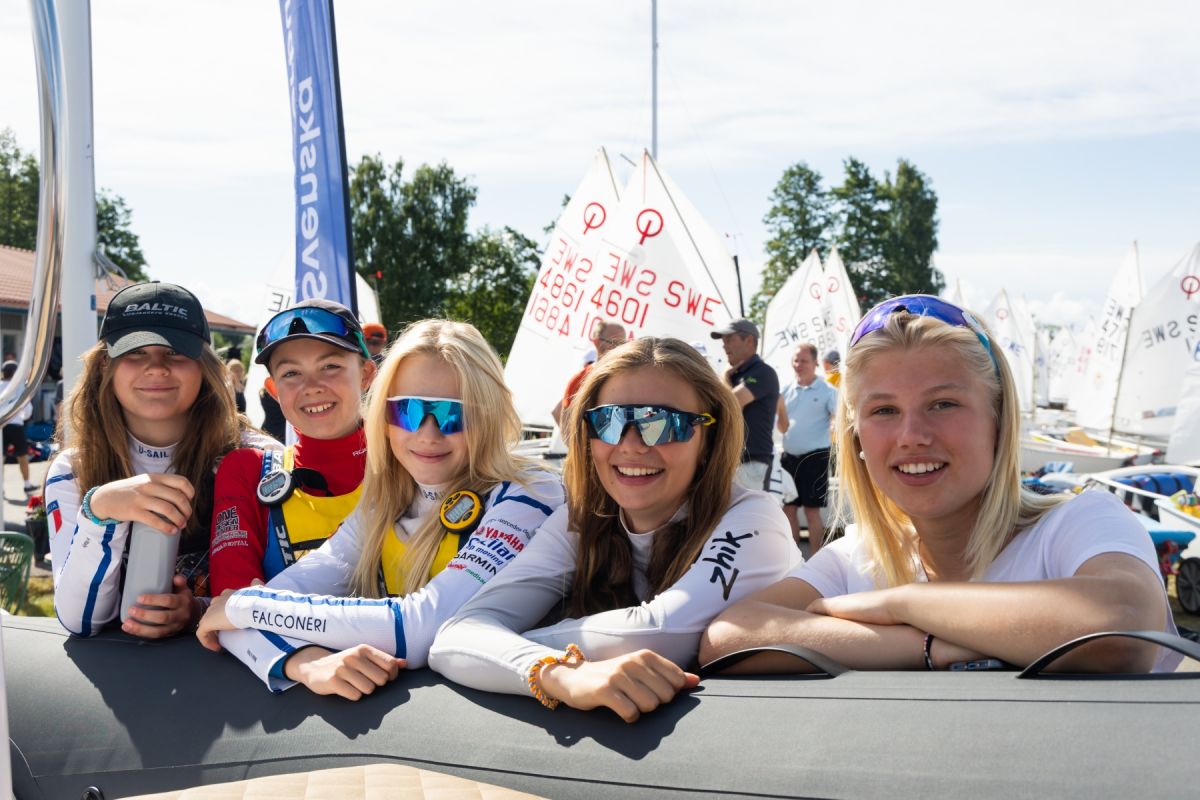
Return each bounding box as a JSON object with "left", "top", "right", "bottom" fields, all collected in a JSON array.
[
  {"left": 57, "top": 342, "right": 242, "bottom": 547},
  {"left": 562, "top": 337, "right": 743, "bottom": 616},
  {"left": 348, "top": 319, "right": 534, "bottom": 597}
]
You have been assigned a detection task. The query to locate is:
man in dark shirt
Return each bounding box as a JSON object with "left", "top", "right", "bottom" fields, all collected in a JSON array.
[{"left": 711, "top": 319, "right": 779, "bottom": 491}]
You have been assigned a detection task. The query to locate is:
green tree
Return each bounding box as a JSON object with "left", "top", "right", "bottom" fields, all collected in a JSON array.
[
  {"left": 444, "top": 227, "right": 539, "bottom": 359},
  {"left": 350, "top": 154, "right": 477, "bottom": 329},
  {"left": 749, "top": 162, "right": 831, "bottom": 323},
  {"left": 1, "top": 128, "right": 149, "bottom": 280},
  {"left": 96, "top": 190, "right": 149, "bottom": 281},
  {"left": 0, "top": 128, "right": 39, "bottom": 250},
  {"left": 879, "top": 159, "right": 942, "bottom": 298},
  {"left": 831, "top": 157, "right": 890, "bottom": 306}
]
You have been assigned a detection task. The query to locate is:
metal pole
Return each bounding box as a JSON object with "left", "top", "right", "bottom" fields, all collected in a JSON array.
[
  {"left": 651, "top": 0, "right": 658, "bottom": 160},
  {"left": 732, "top": 254, "right": 745, "bottom": 319}
]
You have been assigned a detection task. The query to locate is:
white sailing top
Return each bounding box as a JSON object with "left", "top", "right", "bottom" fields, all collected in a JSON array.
[
  {"left": 428, "top": 484, "right": 800, "bottom": 696},
  {"left": 217, "top": 470, "right": 564, "bottom": 691}
]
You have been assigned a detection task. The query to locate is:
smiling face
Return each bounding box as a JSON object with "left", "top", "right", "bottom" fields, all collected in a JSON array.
[
  {"left": 589, "top": 365, "right": 707, "bottom": 534},
  {"left": 111, "top": 345, "right": 203, "bottom": 445},
  {"left": 852, "top": 345, "right": 997, "bottom": 538},
  {"left": 269, "top": 338, "right": 373, "bottom": 440},
  {"left": 386, "top": 352, "right": 469, "bottom": 487}
]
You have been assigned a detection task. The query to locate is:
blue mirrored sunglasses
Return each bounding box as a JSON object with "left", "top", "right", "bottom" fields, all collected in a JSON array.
[
  {"left": 257, "top": 307, "right": 367, "bottom": 356},
  {"left": 584, "top": 404, "right": 716, "bottom": 447},
  {"left": 849, "top": 294, "right": 999, "bottom": 373},
  {"left": 386, "top": 396, "right": 466, "bottom": 435}
]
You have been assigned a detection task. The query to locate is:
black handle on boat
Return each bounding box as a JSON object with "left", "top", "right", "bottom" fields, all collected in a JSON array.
[
  {"left": 699, "top": 644, "right": 849, "bottom": 678},
  {"left": 1017, "top": 629, "right": 1200, "bottom": 679}
]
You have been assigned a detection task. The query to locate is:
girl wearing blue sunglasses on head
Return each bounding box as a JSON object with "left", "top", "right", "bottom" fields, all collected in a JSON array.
[
  {"left": 430, "top": 337, "right": 798, "bottom": 722},
  {"left": 704, "top": 295, "right": 1180, "bottom": 675},
  {"left": 198, "top": 319, "right": 564, "bottom": 699}
]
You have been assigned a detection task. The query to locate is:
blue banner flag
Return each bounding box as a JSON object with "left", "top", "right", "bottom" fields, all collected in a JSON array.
[{"left": 279, "top": 0, "right": 357, "bottom": 312}]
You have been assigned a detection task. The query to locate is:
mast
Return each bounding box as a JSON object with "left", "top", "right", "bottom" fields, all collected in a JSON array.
[{"left": 651, "top": 0, "right": 658, "bottom": 160}]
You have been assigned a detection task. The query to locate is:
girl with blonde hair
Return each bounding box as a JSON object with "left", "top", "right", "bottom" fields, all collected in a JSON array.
[
  {"left": 430, "top": 337, "right": 798, "bottom": 722},
  {"left": 48, "top": 282, "right": 256, "bottom": 638},
  {"left": 703, "top": 295, "right": 1180, "bottom": 674},
  {"left": 197, "top": 319, "right": 563, "bottom": 699}
]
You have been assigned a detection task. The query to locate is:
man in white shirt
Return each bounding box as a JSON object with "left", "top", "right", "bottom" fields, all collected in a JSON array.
[{"left": 775, "top": 344, "right": 837, "bottom": 552}]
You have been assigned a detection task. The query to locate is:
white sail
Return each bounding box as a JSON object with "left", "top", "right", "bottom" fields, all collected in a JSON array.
[
  {"left": 1046, "top": 327, "right": 1077, "bottom": 406},
  {"left": 983, "top": 289, "right": 1035, "bottom": 412},
  {"left": 1035, "top": 326, "right": 1051, "bottom": 407},
  {"left": 1167, "top": 357, "right": 1200, "bottom": 464},
  {"left": 504, "top": 149, "right": 622, "bottom": 426},
  {"left": 950, "top": 278, "right": 964, "bottom": 307},
  {"left": 762, "top": 249, "right": 824, "bottom": 383},
  {"left": 820, "top": 245, "right": 862, "bottom": 357},
  {"left": 1114, "top": 242, "right": 1200, "bottom": 438},
  {"left": 1070, "top": 242, "right": 1144, "bottom": 431}
]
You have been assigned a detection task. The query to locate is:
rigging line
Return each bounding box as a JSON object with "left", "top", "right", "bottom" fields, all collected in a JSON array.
[
  {"left": 660, "top": 57, "right": 745, "bottom": 255},
  {"left": 647, "top": 153, "right": 733, "bottom": 317}
]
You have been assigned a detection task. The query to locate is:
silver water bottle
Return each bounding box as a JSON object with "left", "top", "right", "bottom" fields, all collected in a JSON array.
[{"left": 119, "top": 521, "right": 180, "bottom": 623}]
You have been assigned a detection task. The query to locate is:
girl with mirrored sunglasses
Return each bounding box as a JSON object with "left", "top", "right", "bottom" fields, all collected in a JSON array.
[
  {"left": 430, "top": 337, "right": 798, "bottom": 722},
  {"left": 703, "top": 296, "right": 1180, "bottom": 674},
  {"left": 197, "top": 319, "right": 564, "bottom": 699}
]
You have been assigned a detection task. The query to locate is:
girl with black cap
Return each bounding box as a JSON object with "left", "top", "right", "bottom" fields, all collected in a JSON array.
[
  {"left": 207, "top": 299, "right": 375, "bottom": 597},
  {"left": 48, "top": 281, "right": 260, "bottom": 638}
]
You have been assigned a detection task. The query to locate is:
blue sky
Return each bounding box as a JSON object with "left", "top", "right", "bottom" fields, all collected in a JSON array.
[{"left": 1, "top": 0, "right": 1197, "bottom": 333}]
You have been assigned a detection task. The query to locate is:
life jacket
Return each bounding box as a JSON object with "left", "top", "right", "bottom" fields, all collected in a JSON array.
[
  {"left": 377, "top": 488, "right": 488, "bottom": 597},
  {"left": 258, "top": 447, "right": 363, "bottom": 580}
]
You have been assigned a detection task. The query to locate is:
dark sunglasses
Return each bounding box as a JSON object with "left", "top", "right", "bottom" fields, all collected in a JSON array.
[
  {"left": 256, "top": 307, "right": 367, "bottom": 357},
  {"left": 386, "top": 396, "right": 466, "bottom": 435},
  {"left": 849, "top": 294, "right": 999, "bottom": 373},
  {"left": 584, "top": 404, "right": 715, "bottom": 446}
]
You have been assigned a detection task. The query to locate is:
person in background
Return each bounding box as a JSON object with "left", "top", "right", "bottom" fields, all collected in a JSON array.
[
  {"left": 208, "top": 299, "right": 374, "bottom": 596},
  {"left": 363, "top": 322, "right": 389, "bottom": 366},
  {"left": 226, "top": 358, "right": 247, "bottom": 414},
  {"left": 711, "top": 319, "right": 779, "bottom": 492},
  {"left": 776, "top": 343, "right": 837, "bottom": 552},
  {"left": 702, "top": 295, "right": 1180, "bottom": 674},
  {"left": 0, "top": 360, "right": 36, "bottom": 494},
  {"left": 550, "top": 318, "right": 626, "bottom": 428},
  {"left": 822, "top": 350, "right": 842, "bottom": 388}
]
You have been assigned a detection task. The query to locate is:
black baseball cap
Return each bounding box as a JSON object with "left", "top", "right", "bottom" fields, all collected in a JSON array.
[
  {"left": 710, "top": 318, "right": 761, "bottom": 340},
  {"left": 100, "top": 282, "right": 211, "bottom": 360},
  {"left": 254, "top": 298, "right": 368, "bottom": 366}
]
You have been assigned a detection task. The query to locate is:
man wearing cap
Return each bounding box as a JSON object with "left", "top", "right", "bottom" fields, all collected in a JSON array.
[
  {"left": 822, "top": 350, "right": 842, "bottom": 388},
  {"left": 711, "top": 318, "right": 779, "bottom": 492},
  {"left": 551, "top": 318, "right": 627, "bottom": 428},
  {"left": 0, "top": 360, "right": 35, "bottom": 494},
  {"left": 209, "top": 299, "right": 374, "bottom": 595},
  {"left": 362, "top": 322, "right": 389, "bottom": 366},
  {"left": 776, "top": 343, "right": 837, "bottom": 551}
]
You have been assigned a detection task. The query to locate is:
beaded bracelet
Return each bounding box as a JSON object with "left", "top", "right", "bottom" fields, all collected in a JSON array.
[
  {"left": 527, "top": 643, "right": 585, "bottom": 709},
  {"left": 81, "top": 486, "right": 120, "bottom": 526},
  {"left": 923, "top": 633, "right": 936, "bottom": 671}
]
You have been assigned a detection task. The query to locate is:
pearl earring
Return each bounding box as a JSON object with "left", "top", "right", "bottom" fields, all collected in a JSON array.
[{"left": 858, "top": 451, "right": 865, "bottom": 460}]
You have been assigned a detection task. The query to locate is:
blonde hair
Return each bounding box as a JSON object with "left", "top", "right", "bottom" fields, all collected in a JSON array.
[
  {"left": 57, "top": 341, "right": 242, "bottom": 548},
  {"left": 834, "top": 312, "right": 1065, "bottom": 587},
  {"left": 561, "top": 337, "right": 743, "bottom": 615},
  {"left": 349, "top": 319, "right": 531, "bottom": 596}
]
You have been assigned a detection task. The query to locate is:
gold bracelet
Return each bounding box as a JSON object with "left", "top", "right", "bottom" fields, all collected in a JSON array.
[{"left": 527, "top": 643, "right": 585, "bottom": 709}]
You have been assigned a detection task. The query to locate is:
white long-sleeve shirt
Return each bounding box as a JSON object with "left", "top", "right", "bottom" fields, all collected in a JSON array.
[
  {"left": 428, "top": 484, "right": 800, "bottom": 697},
  {"left": 217, "top": 470, "right": 564, "bottom": 691},
  {"left": 47, "top": 431, "right": 278, "bottom": 637}
]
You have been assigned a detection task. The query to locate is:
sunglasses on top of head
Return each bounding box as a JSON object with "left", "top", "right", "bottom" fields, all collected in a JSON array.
[
  {"left": 584, "top": 404, "right": 716, "bottom": 447},
  {"left": 386, "top": 396, "right": 466, "bottom": 435},
  {"left": 257, "top": 307, "right": 367, "bottom": 355},
  {"left": 849, "top": 294, "right": 999, "bottom": 373}
]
